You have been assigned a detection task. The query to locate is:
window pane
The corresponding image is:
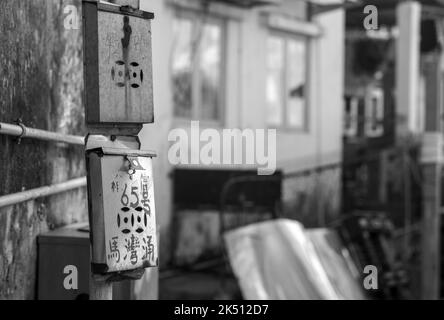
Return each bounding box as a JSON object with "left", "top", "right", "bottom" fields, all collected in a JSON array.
[
  {"left": 199, "top": 22, "right": 222, "bottom": 120},
  {"left": 287, "top": 38, "right": 307, "bottom": 129},
  {"left": 266, "top": 36, "right": 285, "bottom": 126},
  {"left": 172, "top": 17, "right": 193, "bottom": 118}
]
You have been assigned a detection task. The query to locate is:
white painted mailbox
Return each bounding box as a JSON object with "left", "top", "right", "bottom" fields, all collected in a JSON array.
[
  {"left": 83, "top": 1, "right": 154, "bottom": 127},
  {"left": 87, "top": 146, "right": 158, "bottom": 274}
]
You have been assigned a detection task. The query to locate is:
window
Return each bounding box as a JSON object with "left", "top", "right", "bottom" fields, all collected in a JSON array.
[
  {"left": 344, "top": 95, "right": 359, "bottom": 138},
  {"left": 171, "top": 13, "right": 225, "bottom": 122},
  {"left": 266, "top": 33, "right": 307, "bottom": 130},
  {"left": 364, "top": 88, "right": 384, "bottom": 138}
]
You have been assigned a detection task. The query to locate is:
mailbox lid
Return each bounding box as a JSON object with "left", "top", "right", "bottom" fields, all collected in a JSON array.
[
  {"left": 83, "top": 1, "right": 155, "bottom": 126},
  {"left": 87, "top": 146, "right": 156, "bottom": 158}
]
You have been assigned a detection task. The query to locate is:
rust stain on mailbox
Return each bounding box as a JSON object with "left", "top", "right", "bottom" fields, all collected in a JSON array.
[
  {"left": 87, "top": 147, "right": 158, "bottom": 274},
  {"left": 83, "top": 2, "right": 154, "bottom": 126}
]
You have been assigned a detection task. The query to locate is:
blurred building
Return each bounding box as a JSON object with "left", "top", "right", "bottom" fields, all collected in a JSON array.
[
  {"left": 139, "top": 0, "right": 346, "bottom": 268},
  {"left": 0, "top": 0, "right": 347, "bottom": 299}
]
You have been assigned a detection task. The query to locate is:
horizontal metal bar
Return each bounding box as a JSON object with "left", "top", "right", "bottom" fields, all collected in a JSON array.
[
  {"left": 0, "top": 177, "right": 87, "bottom": 209},
  {"left": 0, "top": 122, "right": 84, "bottom": 146}
]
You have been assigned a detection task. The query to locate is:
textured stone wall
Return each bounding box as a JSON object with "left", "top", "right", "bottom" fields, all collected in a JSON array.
[{"left": 0, "top": 0, "right": 86, "bottom": 299}]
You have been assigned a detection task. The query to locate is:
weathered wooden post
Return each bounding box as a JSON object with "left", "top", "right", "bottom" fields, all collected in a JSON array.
[
  {"left": 397, "top": 0, "right": 443, "bottom": 299},
  {"left": 420, "top": 47, "right": 443, "bottom": 300},
  {"left": 82, "top": 0, "right": 157, "bottom": 300}
]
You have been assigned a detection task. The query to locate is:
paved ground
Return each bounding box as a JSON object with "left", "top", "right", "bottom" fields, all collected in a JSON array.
[{"left": 159, "top": 270, "right": 241, "bottom": 300}]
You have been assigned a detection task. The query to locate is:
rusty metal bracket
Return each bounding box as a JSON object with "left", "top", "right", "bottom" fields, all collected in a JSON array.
[
  {"left": 123, "top": 155, "right": 145, "bottom": 179},
  {"left": 14, "top": 118, "right": 27, "bottom": 145}
]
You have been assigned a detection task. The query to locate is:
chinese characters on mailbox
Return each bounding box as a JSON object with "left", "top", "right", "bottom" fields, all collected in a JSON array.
[{"left": 103, "top": 156, "right": 157, "bottom": 272}]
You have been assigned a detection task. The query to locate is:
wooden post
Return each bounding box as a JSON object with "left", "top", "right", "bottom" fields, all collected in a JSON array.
[
  {"left": 420, "top": 51, "right": 443, "bottom": 300},
  {"left": 90, "top": 274, "right": 113, "bottom": 300},
  {"left": 84, "top": 0, "right": 155, "bottom": 301},
  {"left": 421, "top": 163, "right": 442, "bottom": 299},
  {"left": 395, "top": 1, "right": 442, "bottom": 299},
  {"left": 396, "top": 1, "right": 421, "bottom": 136}
]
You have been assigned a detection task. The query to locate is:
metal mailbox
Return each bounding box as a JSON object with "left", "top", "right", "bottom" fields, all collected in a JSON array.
[
  {"left": 87, "top": 146, "right": 158, "bottom": 275},
  {"left": 83, "top": 1, "right": 154, "bottom": 127}
]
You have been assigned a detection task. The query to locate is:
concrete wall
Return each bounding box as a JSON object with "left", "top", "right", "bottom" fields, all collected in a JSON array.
[
  {"left": 0, "top": 0, "right": 86, "bottom": 299},
  {"left": 140, "top": 0, "right": 345, "bottom": 264}
]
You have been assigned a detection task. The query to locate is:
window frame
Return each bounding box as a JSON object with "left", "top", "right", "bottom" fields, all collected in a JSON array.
[
  {"left": 171, "top": 10, "right": 227, "bottom": 126},
  {"left": 266, "top": 30, "right": 310, "bottom": 132}
]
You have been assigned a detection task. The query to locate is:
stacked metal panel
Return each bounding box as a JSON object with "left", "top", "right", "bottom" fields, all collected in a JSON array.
[{"left": 224, "top": 219, "right": 367, "bottom": 300}]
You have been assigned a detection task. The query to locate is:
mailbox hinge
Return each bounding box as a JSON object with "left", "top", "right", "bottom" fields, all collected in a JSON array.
[{"left": 124, "top": 155, "right": 145, "bottom": 179}]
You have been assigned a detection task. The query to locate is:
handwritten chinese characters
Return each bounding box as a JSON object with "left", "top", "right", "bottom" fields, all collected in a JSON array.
[{"left": 103, "top": 155, "right": 157, "bottom": 272}]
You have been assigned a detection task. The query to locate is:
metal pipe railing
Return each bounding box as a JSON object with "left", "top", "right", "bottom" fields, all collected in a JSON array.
[
  {"left": 0, "top": 122, "right": 84, "bottom": 146},
  {"left": 0, "top": 177, "right": 87, "bottom": 209}
]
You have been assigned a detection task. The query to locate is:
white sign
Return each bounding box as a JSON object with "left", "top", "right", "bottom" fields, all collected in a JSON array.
[{"left": 102, "top": 155, "right": 157, "bottom": 272}]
